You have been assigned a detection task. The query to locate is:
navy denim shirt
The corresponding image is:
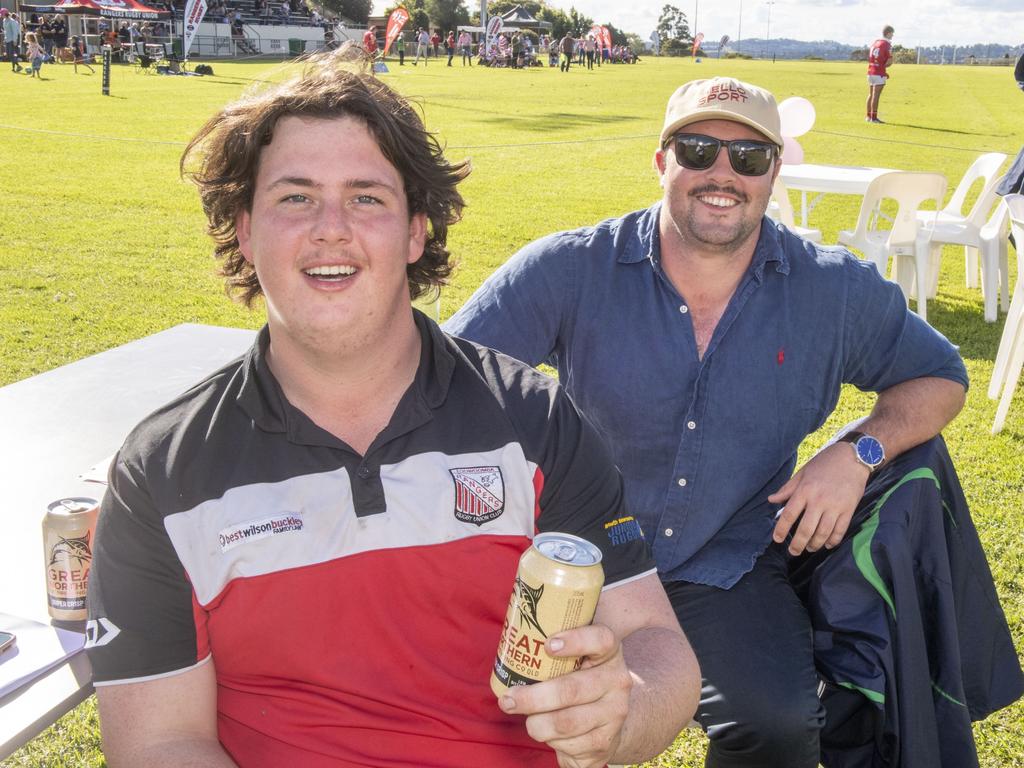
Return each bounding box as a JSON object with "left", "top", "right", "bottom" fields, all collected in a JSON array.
[{"left": 445, "top": 204, "right": 968, "bottom": 588}]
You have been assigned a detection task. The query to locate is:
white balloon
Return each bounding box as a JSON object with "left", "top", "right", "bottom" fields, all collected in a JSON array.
[
  {"left": 782, "top": 137, "right": 804, "bottom": 166},
  {"left": 778, "top": 97, "right": 816, "bottom": 138}
]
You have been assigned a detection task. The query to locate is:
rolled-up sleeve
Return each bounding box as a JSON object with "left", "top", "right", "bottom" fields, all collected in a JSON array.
[{"left": 842, "top": 258, "right": 968, "bottom": 392}]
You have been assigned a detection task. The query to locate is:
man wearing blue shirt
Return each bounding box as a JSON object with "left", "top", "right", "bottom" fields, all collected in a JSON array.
[{"left": 445, "top": 77, "right": 968, "bottom": 767}]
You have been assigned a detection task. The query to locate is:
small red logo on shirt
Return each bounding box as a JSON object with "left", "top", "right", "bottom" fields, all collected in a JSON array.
[
  {"left": 450, "top": 466, "right": 505, "bottom": 526},
  {"left": 777, "top": 348, "right": 785, "bottom": 365}
]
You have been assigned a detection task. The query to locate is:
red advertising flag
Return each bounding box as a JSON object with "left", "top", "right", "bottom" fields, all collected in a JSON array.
[
  {"left": 383, "top": 7, "right": 409, "bottom": 55},
  {"left": 600, "top": 25, "right": 612, "bottom": 51},
  {"left": 589, "top": 23, "right": 602, "bottom": 45},
  {"left": 691, "top": 31, "right": 705, "bottom": 58}
]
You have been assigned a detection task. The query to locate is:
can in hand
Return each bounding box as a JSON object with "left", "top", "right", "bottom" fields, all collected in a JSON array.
[
  {"left": 42, "top": 497, "right": 100, "bottom": 622},
  {"left": 491, "top": 532, "right": 605, "bottom": 697}
]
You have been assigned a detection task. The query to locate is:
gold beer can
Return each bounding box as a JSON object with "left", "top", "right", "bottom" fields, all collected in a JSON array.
[
  {"left": 42, "top": 497, "right": 100, "bottom": 622},
  {"left": 491, "top": 532, "right": 605, "bottom": 697}
]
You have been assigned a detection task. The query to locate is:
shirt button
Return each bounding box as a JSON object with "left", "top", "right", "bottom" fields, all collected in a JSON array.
[
  {"left": 679, "top": 305, "right": 689, "bottom": 314},
  {"left": 687, "top": 421, "right": 696, "bottom": 430},
  {"left": 677, "top": 477, "right": 687, "bottom": 487},
  {"left": 664, "top": 528, "right": 674, "bottom": 537},
  {"left": 357, "top": 466, "right": 371, "bottom": 479}
]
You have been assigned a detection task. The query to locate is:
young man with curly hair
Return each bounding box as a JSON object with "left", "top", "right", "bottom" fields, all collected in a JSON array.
[{"left": 85, "top": 48, "right": 698, "bottom": 768}]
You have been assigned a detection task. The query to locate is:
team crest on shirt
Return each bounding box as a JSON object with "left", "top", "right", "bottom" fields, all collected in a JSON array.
[{"left": 450, "top": 466, "right": 505, "bottom": 525}]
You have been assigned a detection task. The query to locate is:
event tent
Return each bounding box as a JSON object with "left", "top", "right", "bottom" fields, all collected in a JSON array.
[{"left": 21, "top": 0, "right": 170, "bottom": 20}]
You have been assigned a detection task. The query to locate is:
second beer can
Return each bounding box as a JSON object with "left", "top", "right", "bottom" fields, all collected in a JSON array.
[
  {"left": 42, "top": 497, "right": 100, "bottom": 622},
  {"left": 491, "top": 532, "right": 605, "bottom": 698}
]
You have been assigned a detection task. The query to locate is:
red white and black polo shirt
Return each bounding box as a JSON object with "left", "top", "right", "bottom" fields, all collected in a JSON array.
[{"left": 87, "top": 312, "right": 654, "bottom": 768}]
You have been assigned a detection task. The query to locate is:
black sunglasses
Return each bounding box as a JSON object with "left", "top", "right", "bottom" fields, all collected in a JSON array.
[{"left": 668, "top": 133, "right": 777, "bottom": 177}]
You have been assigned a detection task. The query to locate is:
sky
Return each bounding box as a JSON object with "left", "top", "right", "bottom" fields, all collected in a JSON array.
[{"left": 373, "top": 1, "right": 1023, "bottom": 49}]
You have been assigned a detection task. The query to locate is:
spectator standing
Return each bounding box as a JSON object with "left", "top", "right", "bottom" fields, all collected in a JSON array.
[
  {"left": 413, "top": 26, "right": 429, "bottom": 65},
  {"left": 395, "top": 32, "right": 404, "bottom": 65},
  {"left": 38, "top": 15, "right": 54, "bottom": 60},
  {"left": 430, "top": 28, "right": 439, "bottom": 57},
  {"left": 558, "top": 31, "right": 573, "bottom": 72},
  {"left": 511, "top": 30, "right": 522, "bottom": 68},
  {"left": 458, "top": 28, "right": 471, "bottom": 66},
  {"left": 52, "top": 15, "right": 68, "bottom": 62},
  {"left": 362, "top": 24, "right": 378, "bottom": 57},
  {"left": 445, "top": 29, "right": 454, "bottom": 66},
  {"left": 70, "top": 34, "right": 94, "bottom": 72},
  {"left": 866, "top": 25, "right": 894, "bottom": 123},
  {"left": 1, "top": 9, "right": 21, "bottom": 72},
  {"left": 584, "top": 33, "right": 595, "bottom": 69}
]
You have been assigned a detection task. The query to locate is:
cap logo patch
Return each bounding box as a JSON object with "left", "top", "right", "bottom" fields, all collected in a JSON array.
[
  {"left": 450, "top": 466, "right": 505, "bottom": 525},
  {"left": 698, "top": 83, "right": 749, "bottom": 106}
]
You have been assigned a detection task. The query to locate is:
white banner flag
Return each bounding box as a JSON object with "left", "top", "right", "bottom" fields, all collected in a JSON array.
[{"left": 182, "top": 0, "right": 208, "bottom": 58}]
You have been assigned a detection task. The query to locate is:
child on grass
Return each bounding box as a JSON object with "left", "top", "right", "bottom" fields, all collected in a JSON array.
[
  {"left": 71, "top": 35, "right": 94, "bottom": 73},
  {"left": 24, "top": 32, "right": 44, "bottom": 77}
]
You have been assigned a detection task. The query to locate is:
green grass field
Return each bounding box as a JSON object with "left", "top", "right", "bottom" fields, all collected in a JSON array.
[{"left": 1, "top": 53, "right": 1022, "bottom": 767}]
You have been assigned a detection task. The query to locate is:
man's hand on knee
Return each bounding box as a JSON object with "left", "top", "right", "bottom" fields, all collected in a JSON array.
[
  {"left": 768, "top": 442, "right": 869, "bottom": 556},
  {"left": 498, "top": 624, "right": 632, "bottom": 768}
]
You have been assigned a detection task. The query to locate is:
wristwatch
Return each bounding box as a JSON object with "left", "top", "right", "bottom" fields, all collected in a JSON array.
[{"left": 840, "top": 431, "right": 885, "bottom": 473}]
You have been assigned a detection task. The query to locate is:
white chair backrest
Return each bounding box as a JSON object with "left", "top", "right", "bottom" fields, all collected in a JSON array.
[
  {"left": 944, "top": 152, "right": 1008, "bottom": 226},
  {"left": 771, "top": 177, "right": 797, "bottom": 228},
  {"left": 1005, "top": 193, "right": 1024, "bottom": 275},
  {"left": 849, "top": 171, "right": 947, "bottom": 248},
  {"left": 980, "top": 196, "right": 1011, "bottom": 240}
]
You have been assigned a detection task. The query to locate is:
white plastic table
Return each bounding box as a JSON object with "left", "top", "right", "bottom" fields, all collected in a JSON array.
[
  {"left": 779, "top": 163, "right": 897, "bottom": 227},
  {"left": 0, "top": 323, "right": 256, "bottom": 760}
]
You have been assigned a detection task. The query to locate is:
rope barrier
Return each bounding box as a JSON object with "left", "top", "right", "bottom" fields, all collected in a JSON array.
[{"left": 811, "top": 128, "right": 1013, "bottom": 155}]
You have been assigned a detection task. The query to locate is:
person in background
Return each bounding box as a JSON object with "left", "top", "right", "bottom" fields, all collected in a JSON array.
[
  {"left": 458, "top": 28, "right": 472, "bottom": 66},
  {"left": 52, "top": 14, "right": 67, "bottom": 63},
  {"left": 1015, "top": 50, "right": 1024, "bottom": 91},
  {"left": 38, "top": 14, "right": 54, "bottom": 60},
  {"left": 2, "top": 9, "right": 23, "bottom": 72},
  {"left": 445, "top": 29, "right": 454, "bottom": 66},
  {"left": 394, "top": 31, "right": 404, "bottom": 65},
  {"left": 70, "top": 34, "right": 94, "bottom": 73},
  {"left": 361, "top": 24, "right": 377, "bottom": 57},
  {"left": 866, "top": 25, "right": 894, "bottom": 123},
  {"left": 558, "top": 30, "right": 573, "bottom": 72},
  {"left": 413, "top": 26, "right": 428, "bottom": 65},
  {"left": 85, "top": 45, "right": 699, "bottom": 768}
]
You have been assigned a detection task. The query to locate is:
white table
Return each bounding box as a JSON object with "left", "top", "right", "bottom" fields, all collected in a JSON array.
[
  {"left": 780, "top": 163, "right": 897, "bottom": 227},
  {"left": 0, "top": 324, "right": 256, "bottom": 760}
]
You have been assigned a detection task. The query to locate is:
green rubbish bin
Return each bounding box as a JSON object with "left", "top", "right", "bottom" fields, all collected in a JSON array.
[
  {"left": 288, "top": 38, "right": 304, "bottom": 56},
  {"left": 172, "top": 39, "right": 183, "bottom": 58}
]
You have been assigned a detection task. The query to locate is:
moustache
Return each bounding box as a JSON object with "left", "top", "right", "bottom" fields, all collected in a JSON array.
[{"left": 690, "top": 185, "right": 749, "bottom": 203}]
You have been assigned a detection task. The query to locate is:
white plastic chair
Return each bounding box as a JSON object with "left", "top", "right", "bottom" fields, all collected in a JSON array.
[
  {"left": 905, "top": 199, "right": 1012, "bottom": 324},
  {"left": 769, "top": 178, "right": 822, "bottom": 243},
  {"left": 837, "top": 172, "right": 947, "bottom": 322},
  {"left": 915, "top": 152, "right": 1007, "bottom": 314},
  {"left": 988, "top": 194, "right": 1024, "bottom": 434}
]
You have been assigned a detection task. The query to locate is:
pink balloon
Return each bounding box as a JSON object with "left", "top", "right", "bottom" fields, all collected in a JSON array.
[
  {"left": 778, "top": 97, "right": 816, "bottom": 138},
  {"left": 782, "top": 137, "right": 804, "bottom": 166}
]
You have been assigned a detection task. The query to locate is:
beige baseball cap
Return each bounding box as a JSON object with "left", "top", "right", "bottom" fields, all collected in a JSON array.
[{"left": 660, "top": 77, "right": 783, "bottom": 149}]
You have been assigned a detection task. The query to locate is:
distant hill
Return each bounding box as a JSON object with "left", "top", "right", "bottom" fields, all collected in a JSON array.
[{"left": 711, "top": 37, "right": 1021, "bottom": 63}]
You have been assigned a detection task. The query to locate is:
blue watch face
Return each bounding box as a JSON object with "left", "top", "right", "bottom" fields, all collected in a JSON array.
[{"left": 857, "top": 436, "right": 884, "bottom": 467}]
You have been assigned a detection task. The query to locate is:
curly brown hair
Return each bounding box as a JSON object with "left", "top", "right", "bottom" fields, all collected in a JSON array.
[{"left": 181, "top": 45, "right": 470, "bottom": 305}]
